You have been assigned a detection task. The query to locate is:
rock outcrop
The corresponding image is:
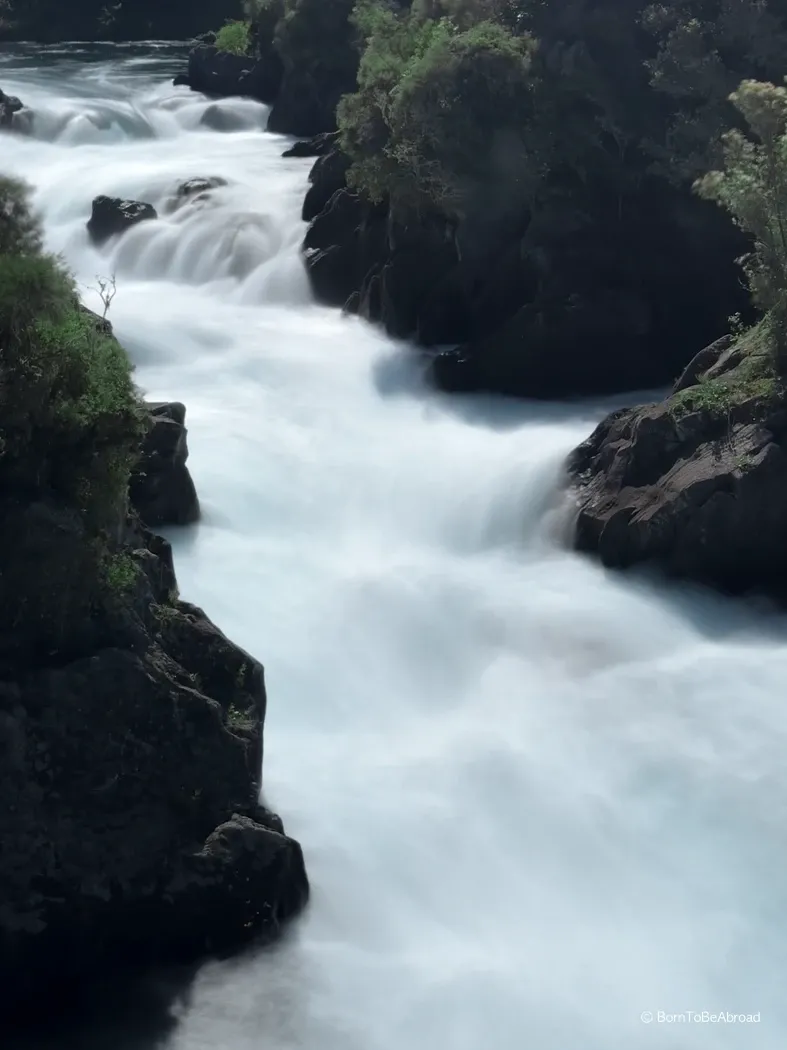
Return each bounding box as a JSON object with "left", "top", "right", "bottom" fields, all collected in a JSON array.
[
  {"left": 0, "top": 305, "right": 307, "bottom": 1019},
  {"left": 0, "top": 499, "right": 308, "bottom": 1020},
  {"left": 299, "top": 145, "right": 748, "bottom": 399},
  {"left": 282, "top": 132, "right": 338, "bottom": 159},
  {"left": 87, "top": 196, "right": 157, "bottom": 246},
  {"left": 163, "top": 176, "right": 228, "bottom": 215},
  {"left": 0, "top": 88, "right": 26, "bottom": 132},
  {"left": 130, "top": 402, "right": 201, "bottom": 528},
  {"left": 566, "top": 324, "right": 787, "bottom": 596},
  {"left": 182, "top": 44, "right": 282, "bottom": 106},
  {"left": 176, "top": 0, "right": 357, "bottom": 139}
]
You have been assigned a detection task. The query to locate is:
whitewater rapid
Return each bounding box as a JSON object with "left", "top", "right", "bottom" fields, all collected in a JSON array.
[{"left": 3, "top": 43, "right": 787, "bottom": 1050}]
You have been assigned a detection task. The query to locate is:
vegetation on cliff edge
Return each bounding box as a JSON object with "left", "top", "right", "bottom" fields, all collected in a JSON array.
[{"left": 0, "top": 176, "right": 146, "bottom": 662}]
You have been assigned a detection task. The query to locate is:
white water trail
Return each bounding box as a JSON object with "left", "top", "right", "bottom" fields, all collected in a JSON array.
[{"left": 3, "top": 44, "right": 787, "bottom": 1050}]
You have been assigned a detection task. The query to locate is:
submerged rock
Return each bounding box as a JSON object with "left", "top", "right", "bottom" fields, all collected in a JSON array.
[
  {"left": 130, "top": 402, "right": 201, "bottom": 527},
  {"left": 199, "top": 103, "right": 249, "bottom": 132},
  {"left": 566, "top": 325, "right": 787, "bottom": 597},
  {"left": 163, "top": 176, "right": 228, "bottom": 214},
  {"left": 87, "top": 195, "right": 157, "bottom": 246}
]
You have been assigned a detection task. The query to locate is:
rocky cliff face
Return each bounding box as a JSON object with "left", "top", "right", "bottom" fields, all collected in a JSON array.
[
  {"left": 0, "top": 396, "right": 308, "bottom": 1022},
  {"left": 566, "top": 325, "right": 787, "bottom": 598},
  {"left": 298, "top": 145, "right": 747, "bottom": 400}
]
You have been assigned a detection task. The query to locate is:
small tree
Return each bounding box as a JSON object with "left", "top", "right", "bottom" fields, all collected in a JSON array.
[
  {"left": 91, "top": 272, "right": 117, "bottom": 320},
  {"left": 696, "top": 79, "right": 787, "bottom": 356}
]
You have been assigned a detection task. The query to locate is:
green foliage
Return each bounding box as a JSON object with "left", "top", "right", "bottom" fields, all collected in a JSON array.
[
  {"left": 644, "top": 0, "right": 787, "bottom": 181},
  {"left": 696, "top": 79, "right": 787, "bottom": 341},
  {"left": 100, "top": 551, "right": 140, "bottom": 594},
  {"left": 339, "top": 3, "right": 541, "bottom": 211},
  {"left": 669, "top": 320, "right": 781, "bottom": 416},
  {"left": 0, "top": 177, "right": 149, "bottom": 664},
  {"left": 0, "top": 180, "right": 145, "bottom": 557},
  {"left": 215, "top": 19, "right": 252, "bottom": 55},
  {"left": 0, "top": 176, "right": 44, "bottom": 256}
]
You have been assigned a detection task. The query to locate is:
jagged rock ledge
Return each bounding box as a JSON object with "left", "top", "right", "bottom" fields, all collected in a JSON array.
[
  {"left": 0, "top": 340, "right": 308, "bottom": 1025},
  {"left": 566, "top": 324, "right": 787, "bottom": 599}
]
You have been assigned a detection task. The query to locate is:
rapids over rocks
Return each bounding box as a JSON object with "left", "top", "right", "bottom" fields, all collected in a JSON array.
[{"left": 2, "top": 42, "right": 787, "bottom": 1050}]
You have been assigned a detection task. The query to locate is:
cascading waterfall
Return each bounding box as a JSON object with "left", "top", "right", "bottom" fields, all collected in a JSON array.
[{"left": 3, "top": 43, "right": 787, "bottom": 1050}]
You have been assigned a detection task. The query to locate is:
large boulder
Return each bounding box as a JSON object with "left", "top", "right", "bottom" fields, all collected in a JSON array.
[
  {"left": 0, "top": 510, "right": 308, "bottom": 1020},
  {"left": 183, "top": 44, "right": 282, "bottom": 105},
  {"left": 129, "top": 402, "right": 200, "bottom": 528},
  {"left": 566, "top": 325, "right": 787, "bottom": 597},
  {"left": 87, "top": 196, "right": 157, "bottom": 246}
]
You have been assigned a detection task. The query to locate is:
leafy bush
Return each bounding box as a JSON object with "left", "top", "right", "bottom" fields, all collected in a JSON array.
[
  {"left": 339, "top": 4, "right": 541, "bottom": 212},
  {"left": 0, "top": 176, "right": 44, "bottom": 256},
  {"left": 0, "top": 177, "right": 147, "bottom": 663},
  {"left": 0, "top": 181, "right": 145, "bottom": 532},
  {"left": 215, "top": 19, "right": 252, "bottom": 55},
  {"left": 696, "top": 79, "right": 787, "bottom": 348}
]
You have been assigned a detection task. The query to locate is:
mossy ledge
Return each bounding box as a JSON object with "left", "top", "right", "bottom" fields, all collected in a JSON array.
[{"left": 0, "top": 178, "right": 308, "bottom": 1025}]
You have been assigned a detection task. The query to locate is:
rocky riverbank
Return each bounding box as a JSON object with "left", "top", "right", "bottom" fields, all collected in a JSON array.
[
  {"left": 0, "top": 194, "right": 309, "bottom": 1025},
  {"left": 173, "top": 0, "right": 756, "bottom": 402},
  {"left": 567, "top": 322, "right": 787, "bottom": 600}
]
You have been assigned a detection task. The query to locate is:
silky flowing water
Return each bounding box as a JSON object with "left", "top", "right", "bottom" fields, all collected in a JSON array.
[{"left": 2, "top": 42, "right": 787, "bottom": 1050}]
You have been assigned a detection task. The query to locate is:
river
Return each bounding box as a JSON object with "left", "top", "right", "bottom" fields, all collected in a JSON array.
[{"left": 2, "top": 42, "right": 787, "bottom": 1050}]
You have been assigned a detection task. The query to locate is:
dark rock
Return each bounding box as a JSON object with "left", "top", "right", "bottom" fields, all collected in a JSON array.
[
  {"left": 184, "top": 45, "right": 282, "bottom": 105},
  {"left": 282, "top": 131, "right": 338, "bottom": 159},
  {"left": 302, "top": 148, "right": 352, "bottom": 223},
  {"left": 0, "top": 443, "right": 307, "bottom": 1019},
  {"left": 87, "top": 196, "right": 157, "bottom": 246},
  {"left": 567, "top": 332, "right": 787, "bottom": 596},
  {"left": 199, "top": 103, "right": 248, "bottom": 132},
  {"left": 0, "top": 87, "right": 25, "bottom": 132},
  {"left": 0, "top": 607, "right": 308, "bottom": 1017},
  {"left": 163, "top": 176, "right": 228, "bottom": 214},
  {"left": 304, "top": 189, "right": 364, "bottom": 254},
  {"left": 432, "top": 290, "right": 656, "bottom": 399},
  {"left": 130, "top": 402, "right": 200, "bottom": 528},
  {"left": 173, "top": 73, "right": 191, "bottom": 87},
  {"left": 672, "top": 334, "right": 735, "bottom": 394},
  {"left": 267, "top": 73, "right": 338, "bottom": 139},
  {"left": 305, "top": 244, "right": 361, "bottom": 308}
]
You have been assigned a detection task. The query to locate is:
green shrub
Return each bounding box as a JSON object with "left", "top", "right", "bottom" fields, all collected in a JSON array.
[
  {"left": 215, "top": 19, "right": 252, "bottom": 55},
  {"left": 100, "top": 551, "right": 140, "bottom": 594},
  {"left": 339, "top": 4, "right": 541, "bottom": 212},
  {"left": 0, "top": 176, "right": 44, "bottom": 256},
  {"left": 0, "top": 178, "right": 146, "bottom": 532},
  {"left": 0, "top": 177, "right": 148, "bottom": 663},
  {"left": 696, "top": 79, "right": 787, "bottom": 352}
]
